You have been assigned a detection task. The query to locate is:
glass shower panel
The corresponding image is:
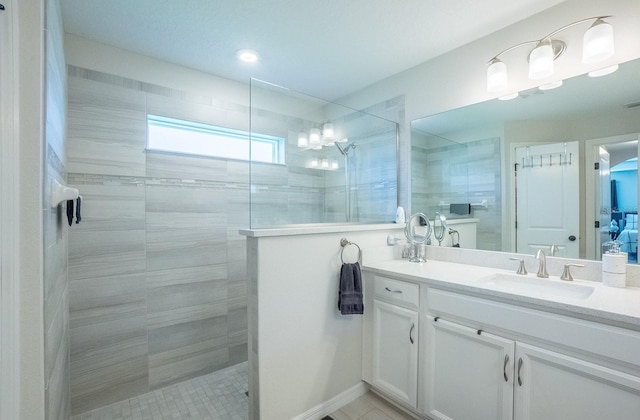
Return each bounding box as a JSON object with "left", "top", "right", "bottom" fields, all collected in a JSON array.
[{"left": 249, "top": 79, "right": 398, "bottom": 228}]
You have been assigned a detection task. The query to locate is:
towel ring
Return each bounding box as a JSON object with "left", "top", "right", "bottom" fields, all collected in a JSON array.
[{"left": 340, "top": 238, "right": 362, "bottom": 264}]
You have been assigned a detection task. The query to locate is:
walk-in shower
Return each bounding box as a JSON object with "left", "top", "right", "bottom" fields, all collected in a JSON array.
[{"left": 249, "top": 78, "right": 399, "bottom": 227}]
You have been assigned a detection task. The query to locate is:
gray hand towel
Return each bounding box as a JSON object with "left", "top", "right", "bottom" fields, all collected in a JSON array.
[{"left": 338, "top": 262, "right": 364, "bottom": 315}]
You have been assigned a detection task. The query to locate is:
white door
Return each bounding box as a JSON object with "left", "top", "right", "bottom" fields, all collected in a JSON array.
[
  {"left": 596, "top": 147, "right": 612, "bottom": 259},
  {"left": 515, "top": 141, "right": 580, "bottom": 257},
  {"left": 514, "top": 342, "right": 640, "bottom": 420},
  {"left": 423, "top": 317, "right": 514, "bottom": 420},
  {"left": 372, "top": 300, "right": 418, "bottom": 408}
]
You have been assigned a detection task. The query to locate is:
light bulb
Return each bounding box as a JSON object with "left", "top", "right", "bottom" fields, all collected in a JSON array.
[{"left": 322, "top": 122, "right": 334, "bottom": 141}]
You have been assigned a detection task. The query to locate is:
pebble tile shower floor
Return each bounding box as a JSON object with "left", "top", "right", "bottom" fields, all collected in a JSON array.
[{"left": 71, "top": 362, "right": 248, "bottom": 420}]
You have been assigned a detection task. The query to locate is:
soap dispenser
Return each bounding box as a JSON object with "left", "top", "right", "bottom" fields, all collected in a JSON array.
[{"left": 602, "top": 240, "right": 627, "bottom": 288}]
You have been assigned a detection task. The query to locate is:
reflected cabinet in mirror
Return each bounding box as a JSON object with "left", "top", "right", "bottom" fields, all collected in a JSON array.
[{"left": 411, "top": 58, "right": 640, "bottom": 263}]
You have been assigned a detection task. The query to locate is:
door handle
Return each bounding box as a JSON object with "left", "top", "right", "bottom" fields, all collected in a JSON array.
[
  {"left": 568, "top": 235, "right": 577, "bottom": 241},
  {"left": 409, "top": 323, "right": 415, "bottom": 344},
  {"left": 517, "top": 357, "right": 523, "bottom": 386},
  {"left": 503, "top": 354, "right": 510, "bottom": 382}
]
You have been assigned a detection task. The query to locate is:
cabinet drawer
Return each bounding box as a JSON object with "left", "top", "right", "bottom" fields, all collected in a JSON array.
[{"left": 374, "top": 276, "right": 419, "bottom": 308}]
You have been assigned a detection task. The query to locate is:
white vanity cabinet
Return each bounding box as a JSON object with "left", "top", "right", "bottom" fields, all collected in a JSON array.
[
  {"left": 424, "top": 316, "right": 514, "bottom": 420},
  {"left": 425, "top": 288, "right": 640, "bottom": 420},
  {"left": 514, "top": 342, "right": 640, "bottom": 420},
  {"left": 368, "top": 275, "right": 420, "bottom": 408}
]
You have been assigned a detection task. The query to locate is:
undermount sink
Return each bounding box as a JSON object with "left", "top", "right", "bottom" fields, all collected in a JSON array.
[{"left": 476, "top": 272, "right": 595, "bottom": 299}]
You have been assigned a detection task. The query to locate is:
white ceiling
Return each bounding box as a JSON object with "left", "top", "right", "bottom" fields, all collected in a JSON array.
[{"left": 59, "top": 0, "right": 567, "bottom": 100}]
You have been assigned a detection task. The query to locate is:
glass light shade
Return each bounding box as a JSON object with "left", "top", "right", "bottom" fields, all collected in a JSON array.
[
  {"left": 539, "top": 80, "right": 563, "bottom": 90},
  {"left": 310, "top": 157, "right": 319, "bottom": 167},
  {"left": 529, "top": 42, "right": 554, "bottom": 80},
  {"left": 297, "top": 131, "right": 308, "bottom": 148},
  {"left": 331, "top": 160, "right": 339, "bottom": 169},
  {"left": 309, "top": 128, "right": 321, "bottom": 146},
  {"left": 589, "top": 64, "right": 619, "bottom": 77},
  {"left": 322, "top": 122, "right": 334, "bottom": 140},
  {"left": 487, "top": 59, "right": 508, "bottom": 92},
  {"left": 321, "top": 158, "right": 329, "bottom": 168},
  {"left": 583, "top": 19, "right": 614, "bottom": 64}
]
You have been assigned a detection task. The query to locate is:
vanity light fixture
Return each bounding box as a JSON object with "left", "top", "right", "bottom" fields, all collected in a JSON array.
[
  {"left": 487, "top": 16, "right": 616, "bottom": 93},
  {"left": 309, "top": 128, "right": 322, "bottom": 149},
  {"left": 297, "top": 131, "right": 309, "bottom": 148}
]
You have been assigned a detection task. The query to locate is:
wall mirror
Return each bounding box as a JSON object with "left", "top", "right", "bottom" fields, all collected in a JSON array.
[{"left": 411, "top": 58, "right": 640, "bottom": 263}]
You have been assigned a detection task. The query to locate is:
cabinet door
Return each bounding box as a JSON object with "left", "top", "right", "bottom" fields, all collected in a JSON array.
[
  {"left": 372, "top": 299, "right": 419, "bottom": 408},
  {"left": 515, "top": 342, "right": 640, "bottom": 420},
  {"left": 423, "top": 316, "right": 514, "bottom": 420}
]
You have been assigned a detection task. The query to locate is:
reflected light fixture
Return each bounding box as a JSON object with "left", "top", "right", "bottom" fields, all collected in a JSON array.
[
  {"left": 309, "top": 128, "right": 322, "bottom": 149},
  {"left": 236, "top": 49, "right": 260, "bottom": 63},
  {"left": 487, "top": 16, "right": 615, "bottom": 93},
  {"left": 297, "top": 131, "right": 309, "bottom": 148}
]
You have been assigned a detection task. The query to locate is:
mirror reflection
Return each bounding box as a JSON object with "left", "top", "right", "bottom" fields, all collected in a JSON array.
[{"left": 411, "top": 58, "right": 640, "bottom": 262}]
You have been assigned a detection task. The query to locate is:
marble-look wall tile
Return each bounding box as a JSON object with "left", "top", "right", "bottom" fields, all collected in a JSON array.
[
  {"left": 146, "top": 151, "right": 227, "bottom": 181},
  {"left": 68, "top": 229, "right": 146, "bottom": 280},
  {"left": 67, "top": 77, "right": 147, "bottom": 176},
  {"left": 70, "top": 316, "right": 149, "bottom": 415},
  {"left": 69, "top": 273, "right": 147, "bottom": 329}
]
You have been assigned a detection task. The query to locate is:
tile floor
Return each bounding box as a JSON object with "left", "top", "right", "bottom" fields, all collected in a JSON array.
[
  {"left": 71, "top": 362, "right": 248, "bottom": 420},
  {"left": 70, "top": 360, "right": 414, "bottom": 420},
  {"left": 327, "top": 391, "right": 417, "bottom": 420}
]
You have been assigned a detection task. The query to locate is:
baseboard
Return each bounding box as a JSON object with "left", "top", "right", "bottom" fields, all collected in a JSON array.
[{"left": 292, "top": 381, "right": 370, "bottom": 420}]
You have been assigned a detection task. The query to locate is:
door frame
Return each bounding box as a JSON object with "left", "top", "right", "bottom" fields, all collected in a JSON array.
[
  {"left": 584, "top": 133, "right": 640, "bottom": 260},
  {"left": 1, "top": 2, "right": 20, "bottom": 419}
]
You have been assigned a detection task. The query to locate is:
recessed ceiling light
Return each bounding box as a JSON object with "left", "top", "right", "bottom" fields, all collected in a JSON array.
[{"left": 236, "top": 49, "right": 260, "bottom": 63}]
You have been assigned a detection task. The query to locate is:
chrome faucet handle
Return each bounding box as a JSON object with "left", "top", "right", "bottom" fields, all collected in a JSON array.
[
  {"left": 560, "top": 263, "right": 585, "bottom": 281},
  {"left": 535, "top": 249, "right": 548, "bottom": 278},
  {"left": 509, "top": 258, "right": 527, "bottom": 275}
]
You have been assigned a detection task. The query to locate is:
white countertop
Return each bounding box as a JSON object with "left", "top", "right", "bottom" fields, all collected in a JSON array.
[{"left": 364, "top": 259, "right": 640, "bottom": 329}]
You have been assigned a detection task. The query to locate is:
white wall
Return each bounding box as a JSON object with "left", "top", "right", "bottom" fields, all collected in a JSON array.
[{"left": 247, "top": 227, "right": 403, "bottom": 419}]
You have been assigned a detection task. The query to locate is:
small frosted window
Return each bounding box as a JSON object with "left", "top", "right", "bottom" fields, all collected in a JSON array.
[{"left": 147, "top": 115, "right": 284, "bottom": 164}]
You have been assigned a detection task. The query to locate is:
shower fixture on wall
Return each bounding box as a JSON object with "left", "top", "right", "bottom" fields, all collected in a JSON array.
[
  {"left": 335, "top": 141, "right": 356, "bottom": 156},
  {"left": 487, "top": 16, "right": 617, "bottom": 96}
]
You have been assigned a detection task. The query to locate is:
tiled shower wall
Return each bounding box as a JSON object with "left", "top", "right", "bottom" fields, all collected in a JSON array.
[
  {"left": 412, "top": 135, "right": 502, "bottom": 251},
  {"left": 66, "top": 68, "right": 252, "bottom": 415}
]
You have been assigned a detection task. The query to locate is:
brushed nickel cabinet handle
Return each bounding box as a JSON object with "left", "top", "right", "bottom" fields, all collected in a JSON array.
[
  {"left": 517, "top": 357, "right": 523, "bottom": 386},
  {"left": 385, "top": 287, "right": 403, "bottom": 293},
  {"left": 409, "top": 323, "right": 415, "bottom": 344},
  {"left": 503, "top": 354, "right": 510, "bottom": 382}
]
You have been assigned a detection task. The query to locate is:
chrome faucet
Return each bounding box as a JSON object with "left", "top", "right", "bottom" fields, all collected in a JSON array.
[
  {"left": 535, "top": 249, "right": 549, "bottom": 278},
  {"left": 550, "top": 244, "right": 559, "bottom": 256}
]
